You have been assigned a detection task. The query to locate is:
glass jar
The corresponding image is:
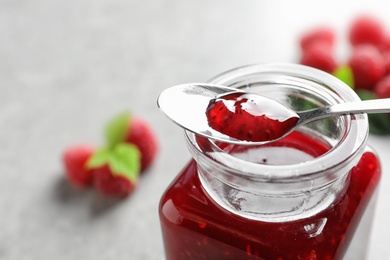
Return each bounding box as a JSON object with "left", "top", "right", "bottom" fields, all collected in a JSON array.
[{"left": 158, "top": 63, "right": 381, "bottom": 259}]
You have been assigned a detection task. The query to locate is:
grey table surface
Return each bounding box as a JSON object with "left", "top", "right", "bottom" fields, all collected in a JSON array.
[{"left": 1, "top": 1, "right": 390, "bottom": 259}]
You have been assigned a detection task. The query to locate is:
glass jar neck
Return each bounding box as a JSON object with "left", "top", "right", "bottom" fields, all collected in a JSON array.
[{"left": 186, "top": 63, "right": 369, "bottom": 222}]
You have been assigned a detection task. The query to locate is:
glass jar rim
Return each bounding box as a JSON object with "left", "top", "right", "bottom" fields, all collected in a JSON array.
[{"left": 186, "top": 63, "right": 369, "bottom": 182}]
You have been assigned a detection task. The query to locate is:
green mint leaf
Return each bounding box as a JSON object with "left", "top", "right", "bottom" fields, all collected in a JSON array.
[
  {"left": 105, "top": 112, "right": 130, "bottom": 148},
  {"left": 108, "top": 143, "right": 141, "bottom": 181},
  {"left": 86, "top": 147, "right": 112, "bottom": 169},
  {"left": 333, "top": 66, "right": 354, "bottom": 89},
  {"left": 357, "top": 90, "right": 376, "bottom": 100},
  {"left": 357, "top": 90, "right": 390, "bottom": 135},
  {"left": 366, "top": 113, "right": 390, "bottom": 135}
]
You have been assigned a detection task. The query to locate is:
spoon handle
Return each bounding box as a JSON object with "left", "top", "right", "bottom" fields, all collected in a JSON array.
[
  {"left": 330, "top": 98, "right": 390, "bottom": 114},
  {"left": 298, "top": 98, "right": 390, "bottom": 124}
]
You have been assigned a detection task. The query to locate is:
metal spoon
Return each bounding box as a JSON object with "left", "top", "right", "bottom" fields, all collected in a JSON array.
[{"left": 157, "top": 83, "right": 390, "bottom": 145}]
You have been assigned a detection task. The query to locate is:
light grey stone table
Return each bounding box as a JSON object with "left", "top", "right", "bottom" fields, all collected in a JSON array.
[{"left": 1, "top": 1, "right": 390, "bottom": 259}]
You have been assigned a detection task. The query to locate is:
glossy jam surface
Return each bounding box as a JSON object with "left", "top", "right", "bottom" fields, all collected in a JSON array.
[
  {"left": 159, "top": 132, "right": 381, "bottom": 260},
  {"left": 205, "top": 92, "right": 299, "bottom": 142}
]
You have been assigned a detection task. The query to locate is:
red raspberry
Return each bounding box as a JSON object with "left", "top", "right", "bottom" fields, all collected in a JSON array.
[
  {"left": 62, "top": 145, "right": 95, "bottom": 187},
  {"left": 93, "top": 164, "right": 136, "bottom": 198},
  {"left": 349, "top": 15, "right": 386, "bottom": 47},
  {"left": 374, "top": 75, "right": 390, "bottom": 98},
  {"left": 383, "top": 50, "right": 390, "bottom": 75},
  {"left": 300, "top": 42, "right": 337, "bottom": 73},
  {"left": 348, "top": 45, "right": 385, "bottom": 90},
  {"left": 125, "top": 116, "right": 159, "bottom": 172},
  {"left": 300, "top": 27, "right": 336, "bottom": 51},
  {"left": 379, "top": 35, "right": 390, "bottom": 53}
]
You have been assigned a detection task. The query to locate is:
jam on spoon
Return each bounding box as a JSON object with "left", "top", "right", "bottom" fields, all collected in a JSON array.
[{"left": 205, "top": 92, "right": 299, "bottom": 142}]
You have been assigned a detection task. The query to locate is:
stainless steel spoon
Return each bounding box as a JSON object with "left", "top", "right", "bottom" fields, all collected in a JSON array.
[{"left": 157, "top": 83, "right": 390, "bottom": 145}]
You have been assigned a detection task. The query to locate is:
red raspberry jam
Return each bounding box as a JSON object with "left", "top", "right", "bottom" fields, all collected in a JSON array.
[
  {"left": 159, "top": 132, "right": 380, "bottom": 259},
  {"left": 205, "top": 92, "right": 299, "bottom": 142}
]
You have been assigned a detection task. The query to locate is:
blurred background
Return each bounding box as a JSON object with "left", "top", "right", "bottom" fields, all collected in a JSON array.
[{"left": 1, "top": 0, "right": 390, "bottom": 259}]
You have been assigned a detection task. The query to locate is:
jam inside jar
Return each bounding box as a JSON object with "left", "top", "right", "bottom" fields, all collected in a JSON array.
[{"left": 159, "top": 64, "right": 381, "bottom": 260}]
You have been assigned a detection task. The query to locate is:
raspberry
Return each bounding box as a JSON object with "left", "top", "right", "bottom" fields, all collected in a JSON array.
[
  {"left": 300, "top": 42, "right": 338, "bottom": 73},
  {"left": 87, "top": 143, "right": 140, "bottom": 198},
  {"left": 379, "top": 35, "right": 390, "bottom": 52},
  {"left": 383, "top": 50, "right": 390, "bottom": 75},
  {"left": 374, "top": 75, "right": 390, "bottom": 98},
  {"left": 349, "top": 15, "right": 386, "bottom": 47},
  {"left": 125, "top": 116, "right": 159, "bottom": 172},
  {"left": 62, "top": 145, "right": 95, "bottom": 187},
  {"left": 93, "top": 164, "right": 136, "bottom": 198},
  {"left": 300, "top": 27, "right": 336, "bottom": 51},
  {"left": 348, "top": 45, "right": 385, "bottom": 90}
]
